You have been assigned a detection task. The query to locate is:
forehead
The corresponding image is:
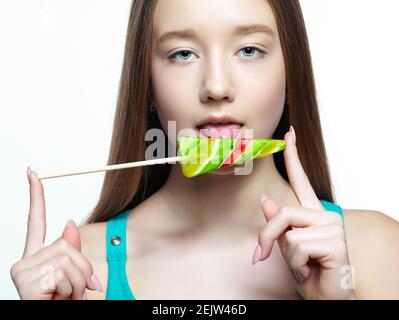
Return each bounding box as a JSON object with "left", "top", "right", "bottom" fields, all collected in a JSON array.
[{"left": 153, "top": 0, "right": 278, "bottom": 40}]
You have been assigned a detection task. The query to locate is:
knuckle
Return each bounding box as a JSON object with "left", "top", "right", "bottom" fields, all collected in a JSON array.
[
  {"left": 58, "top": 253, "right": 72, "bottom": 266},
  {"left": 284, "top": 230, "right": 297, "bottom": 245},
  {"left": 79, "top": 280, "right": 86, "bottom": 292},
  {"left": 10, "top": 261, "right": 22, "bottom": 280},
  {"left": 279, "top": 206, "right": 290, "bottom": 220},
  {"left": 295, "top": 242, "right": 307, "bottom": 256},
  {"left": 290, "top": 259, "right": 300, "bottom": 270},
  {"left": 13, "top": 270, "right": 25, "bottom": 287},
  {"left": 73, "top": 279, "right": 86, "bottom": 296},
  {"left": 258, "top": 227, "right": 270, "bottom": 245},
  {"left": 82, "top": 259, "right": 94, "bottom": 277},
  {"left": 14, "top": 269, "right": 36, "bottom": 292},
  {"left": 57, "top": 238, "right": 71, "bottom": 252},
  {"left": 55, "top": 268, "right": 67, "bottom": 283},
  {"left": 76, "top": 256, "right": 94, "bottom": 279}
]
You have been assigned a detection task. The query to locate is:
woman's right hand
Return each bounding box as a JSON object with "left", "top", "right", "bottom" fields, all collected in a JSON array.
[{"left": 10, "top": 167, "right": 103, "bottom": 300}]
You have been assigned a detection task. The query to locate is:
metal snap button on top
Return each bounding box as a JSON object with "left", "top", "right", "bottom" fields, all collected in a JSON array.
[{"left": 111, "top": 236, "right": 121, "bottom": 246}]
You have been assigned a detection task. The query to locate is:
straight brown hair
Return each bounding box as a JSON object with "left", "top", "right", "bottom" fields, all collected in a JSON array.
[{"left": 83, "top": 0, "right": 335, "bottom": 224}]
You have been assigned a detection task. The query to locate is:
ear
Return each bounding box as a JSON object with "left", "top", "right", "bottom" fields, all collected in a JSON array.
[{"left": 61, "top": 219, "right": 81, "bottom": 252}]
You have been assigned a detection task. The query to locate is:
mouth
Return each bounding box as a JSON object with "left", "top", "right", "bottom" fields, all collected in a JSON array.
[{"left": 195, "top": 115, "right": 244, "bottom": 139}]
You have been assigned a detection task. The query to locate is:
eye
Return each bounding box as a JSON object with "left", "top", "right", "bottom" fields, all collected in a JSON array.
[
  {"left": 168, "top": 49, "right": 196, "bottom": 62},
  {"left": 238, "top": 46, "right": 266, "bottom": 58}
]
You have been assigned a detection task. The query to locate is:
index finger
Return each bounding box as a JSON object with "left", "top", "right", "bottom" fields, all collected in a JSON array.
[
  {"left": 23, "top": 167, "right": 46, "bottom": 258},
  {"left": 258, "top": 205, "right": 332, "bottom": 259},
  {"left": 283, "top": 126, "right": 324, "bottom": 211}
]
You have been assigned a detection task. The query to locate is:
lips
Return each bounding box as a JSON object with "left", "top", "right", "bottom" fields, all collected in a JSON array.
[
  {"left": 195, "top": 115, "right": 244, "bottom": 138},
  {"left": 197, "top": 123, "right": 243, "bottom": 138}
]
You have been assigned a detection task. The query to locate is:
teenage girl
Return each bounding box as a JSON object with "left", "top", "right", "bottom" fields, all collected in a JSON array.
[{"left": 11, "top": 0, "right": 399, "bottom": 300}]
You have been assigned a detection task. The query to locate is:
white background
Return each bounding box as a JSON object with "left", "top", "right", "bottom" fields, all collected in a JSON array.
[{"left": 1, "top": 0, "right": 398, "bottom": 299}]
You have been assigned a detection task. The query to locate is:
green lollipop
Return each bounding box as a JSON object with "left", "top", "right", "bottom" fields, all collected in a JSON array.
[{"left": 177, "top": 136, "right": 286, "bottom": 178}]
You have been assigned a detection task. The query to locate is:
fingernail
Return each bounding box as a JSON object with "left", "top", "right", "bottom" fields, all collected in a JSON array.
[
  {"left": 252, "top": 244, "right": 262, "bottom": 265},
  {"left": 260, "top": 193, "right": 269, "bottom": 204},
  {"left": 30, "top": 170, "right": 37, "bottom": 181},
  {"left": 27, "top": 166, "right": 31, "bottom": 183},
  {"left": 82, "top": 292, "right": 88, "bottom": 300},
  {"left": 289, "top": 125, "right": 296, "bottom": 145},
  {"left": 65, "top": 219, "right": 75, "bottom": 228},
  {"left": 91, "top": 275, "right": 103, "bottom": 292}
]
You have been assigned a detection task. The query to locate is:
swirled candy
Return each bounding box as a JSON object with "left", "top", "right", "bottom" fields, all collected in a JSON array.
[{"left": 177, "top": 136, "right": 286, "bottom": 178}]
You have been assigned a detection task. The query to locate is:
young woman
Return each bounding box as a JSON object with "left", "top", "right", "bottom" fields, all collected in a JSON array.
[{"left": 11, "top": 0, "right": 399, "bottom": 300}]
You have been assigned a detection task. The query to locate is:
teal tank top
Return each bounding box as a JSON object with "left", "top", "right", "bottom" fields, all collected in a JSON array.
[{"left": 105, "top": 199, "right": 343, "bottom": 300}]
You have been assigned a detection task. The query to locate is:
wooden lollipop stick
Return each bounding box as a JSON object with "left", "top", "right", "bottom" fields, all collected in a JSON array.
[{"left": 37, "top": 156, "right": 182, "bottom": 180}]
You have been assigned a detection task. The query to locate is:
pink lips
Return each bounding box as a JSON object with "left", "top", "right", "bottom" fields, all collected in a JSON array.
[{"left": 197, "top": 123, "right": 243, "bottom": 138}]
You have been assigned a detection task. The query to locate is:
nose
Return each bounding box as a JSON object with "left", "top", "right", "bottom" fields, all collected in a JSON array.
[{"left": 199, "top": 52, "right": 234, "bottom": 105}]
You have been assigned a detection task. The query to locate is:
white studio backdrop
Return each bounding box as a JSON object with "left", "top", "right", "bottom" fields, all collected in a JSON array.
[{"left": 1, "top": 0, "right": 398, "bottom": 299}]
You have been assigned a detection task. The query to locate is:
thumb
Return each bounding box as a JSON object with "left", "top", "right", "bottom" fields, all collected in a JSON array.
[
  {"left": 260, "top": 194, "right": 280, "bottom": 221},
  {"left": 61, "top": 219, "right": 81, "bottom": 252}
]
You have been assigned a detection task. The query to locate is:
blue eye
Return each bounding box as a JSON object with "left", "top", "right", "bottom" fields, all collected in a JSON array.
[
  {"left": 168, "top": 46, "right": 266, "bottom": 62},
  {"left": 239, "top": 46, "right": 266, "bottom": 58},
  {"left": 168, "top": 50, "right": 194, "bottom": 62}
]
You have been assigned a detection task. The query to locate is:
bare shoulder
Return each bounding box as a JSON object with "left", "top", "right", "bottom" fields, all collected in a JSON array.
[
  {"left": 78, "top": 222, "right": 107, "bottom": 260},
  {"left": 342, "top": 208, "right": 399, "bottom": 299},
  {"left": 78, "top": 221, "right": 108, "bottom": 300},
  {"left": 343, "top": 208, "right": 398, "bottom": 228}
]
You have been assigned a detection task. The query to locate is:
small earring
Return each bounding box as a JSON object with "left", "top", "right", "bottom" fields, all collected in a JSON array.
[{"left": 148, "top": 102, "right": 156, "bottom": 113}]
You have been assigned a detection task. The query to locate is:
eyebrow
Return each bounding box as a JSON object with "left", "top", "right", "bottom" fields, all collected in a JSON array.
[{"left": 158, "top": 23, "right": 275, "bottom": 43}]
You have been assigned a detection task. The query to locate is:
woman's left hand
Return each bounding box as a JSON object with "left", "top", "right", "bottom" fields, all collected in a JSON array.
[{"left": 252, "top": 126, "right": 356, "bottom": 300}]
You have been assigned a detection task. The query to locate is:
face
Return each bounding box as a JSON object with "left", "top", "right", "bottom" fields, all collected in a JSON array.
[{"left": 151, "top": 0, "right": 286, "bottom": 176}]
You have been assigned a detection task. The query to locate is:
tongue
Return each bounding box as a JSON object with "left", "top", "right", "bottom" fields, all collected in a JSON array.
[{"left": 198, "top": 123, "right": 243, "bottom": 138}]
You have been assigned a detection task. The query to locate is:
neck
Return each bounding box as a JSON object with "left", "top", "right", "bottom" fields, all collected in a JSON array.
[{"left": 158, "top": 155, "right": 299, "bottom": 230}]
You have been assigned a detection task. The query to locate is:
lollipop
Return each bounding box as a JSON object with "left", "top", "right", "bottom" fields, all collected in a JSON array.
[
  {"left": 36, "top": 137, "right": 286, "bottom": 180},
  {"left": 177, "top": 136, "right": 286, "bottom": 178}
]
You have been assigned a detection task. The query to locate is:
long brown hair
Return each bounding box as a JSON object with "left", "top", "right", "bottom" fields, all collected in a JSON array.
[{"left": 83, "top": 0, "right": 335, "bottom": 224}]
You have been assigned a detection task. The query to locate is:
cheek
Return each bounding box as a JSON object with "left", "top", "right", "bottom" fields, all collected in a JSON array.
[
  {"left": 240, "top": 55, "right": 286, "bottom": 138},
  {"left": 151, "top": 59, "right": 197, "bottom": 133}
]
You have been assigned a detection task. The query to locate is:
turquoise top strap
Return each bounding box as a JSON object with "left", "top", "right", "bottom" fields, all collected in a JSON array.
[
  {"left": 105, "top": 209, "right": 136, "bottom": 300},
  {"left": 320, "top": 200, "right": 344, "bottom": 217}
]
